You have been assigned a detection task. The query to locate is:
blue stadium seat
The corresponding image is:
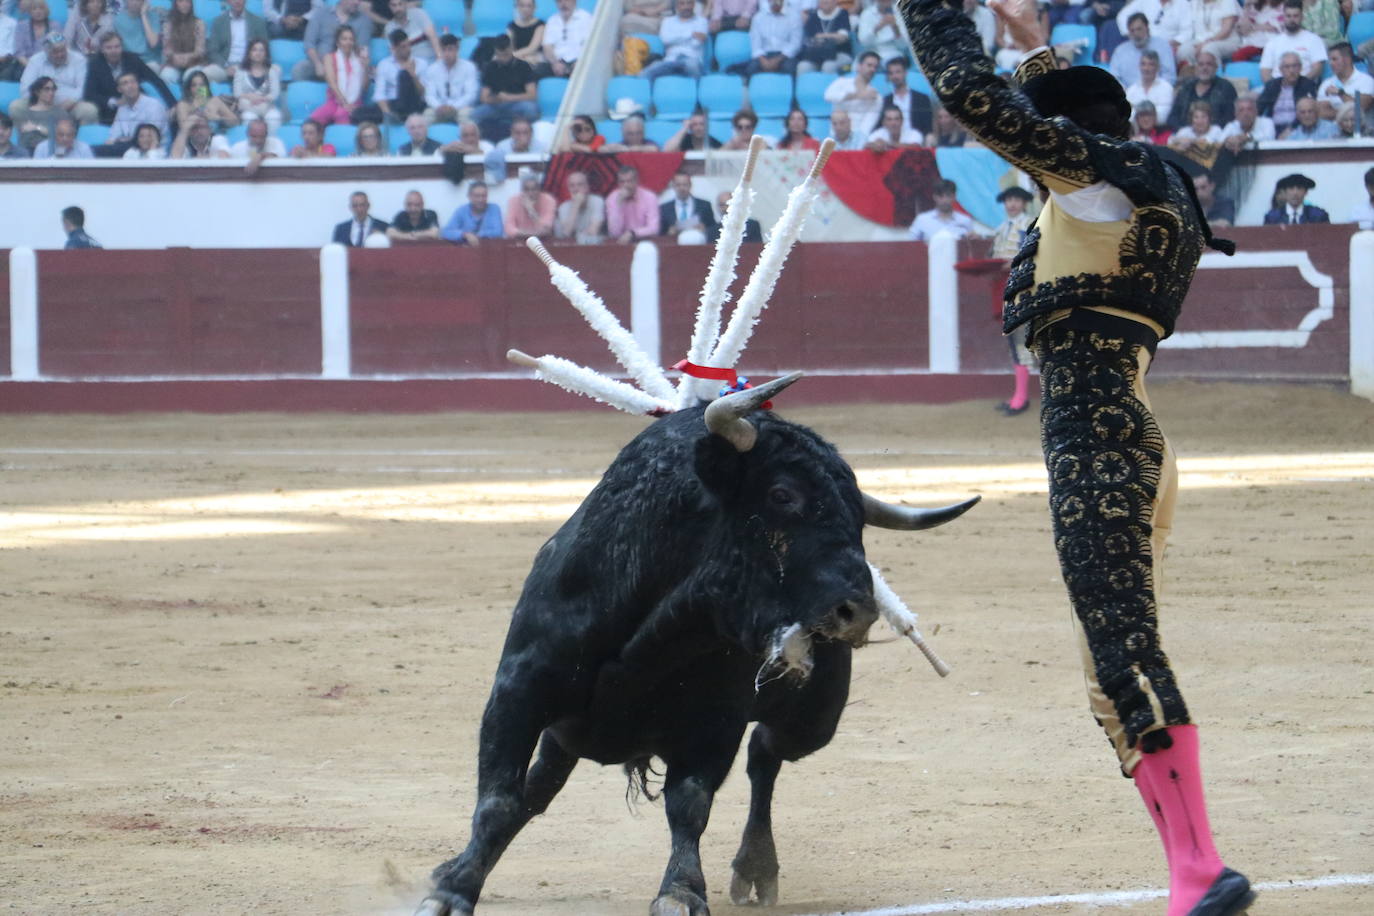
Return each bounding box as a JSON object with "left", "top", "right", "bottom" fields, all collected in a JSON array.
[
  {"left": 537, "top": 77, "right": 568, "bottom": 119},
  {"left": 470, "top": 0, "right": 510, "bottom": 36},
  {"left": 1049, "top": 23, "right": 1096, "bottom": 66},
  {"left": 597, "top": 119, "right": 622, "bottom": 143},
  {"left": 370, "top": 38, "right": 391, "bottom": 65},
  {"left": 223, "top": 124, "right": 248, "bottom": 144},
  {"left": 0, "top": 81, "right": 23, "bottom": 112},
  {"left": 461, "top": 35, "right": 480, "bottom": 58},
  {"left": 868, "top": 73, "right": 892, "bottom": 97},
  {"left": 909, "top": 68, "right": 932, "bottom": 96},
  {"left": 430, "top": 123, "right": 460, "bottom": 145},
  {"left": 795, "top": 71, "right": 835, "bottom": 118},
  {"left": 210, "top": 81, "right": 231, "bottom": 97},
  {"left": 48, "top": 0, "right": 68, "bottom": 22},
  {"left": 713, "top": 30, "right": 751, "bottom": 72},
  {"left": 645, "top": 118, "right": 680, "bottom": 148},
  {"left": 276, "top": 124, "right": 303, "bottom": 151},
  {"left": 709, "top": 117, "right": 731, "bottom": 141},
  {"left": 535, "top": 0, "right": 556, "bottom": 18},
  {"left": 652, "top": 75, "right": 697, "bottom": 119},
  {"left": 285, "top": 81, "right": 328, "bottom": 122},
  {"left": 697, "top": 73, "right": 744, "bottom": 118},
  {"left": 270, "top": 39, "right": 307, "bottom": 76},
  {"left": 194, "top": 0, "right": 222, "bottom": 22},
  {"left": 747, "top": 73, "right": 793, "bottom": 118},
  {"left": 324, "top": 124, "right": 356, "bottom": 155},
  {"left": 245, "top": 0, "right": 262, "bottom": 13},
  {"left": 389, "top": 126, "right": 411, "bottom": 152},
  {"left": 1348, "top": 12, "right": 1374, "bottom": 51},
  {"left": 78, "top": 123, "right": 110, "bottom": 145},
  {"left": 424, "top": 0, "right": 467, "bottom": 36},
  {"left": 755, "top": 117, "right": 784, "bottom": 141},
  {"left": 631, "top": 32, "right": 665, "bottom": 58},
  {"left": 576, "top": 0, "right": 595, "bottom": 9},
  {"left": 605, "top": 74, "right": 651, "bottom": 111},
  {"left": 1223, "top": 60, "right": 1261, "bottom": 88}
]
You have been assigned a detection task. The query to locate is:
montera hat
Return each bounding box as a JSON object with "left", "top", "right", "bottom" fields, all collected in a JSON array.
[
  {"left": 996, "top": 186, "right": 1034, "bottom": 203},
  {"left": 1275, "top": 173, "right": 1316, "bottom": 191},
  {"left": 1021, "top": 66, "right": 1131, "bottom": 121}
]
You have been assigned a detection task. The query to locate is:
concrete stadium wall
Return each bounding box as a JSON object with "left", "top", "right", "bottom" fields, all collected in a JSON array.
[{"left": 0, "top": 225, "right": 1361, "bottom": 412}]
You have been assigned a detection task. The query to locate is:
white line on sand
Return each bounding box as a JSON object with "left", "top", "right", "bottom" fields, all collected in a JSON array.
[{"left": 799, "top": 873, "right": 1374, "bottom": 915}]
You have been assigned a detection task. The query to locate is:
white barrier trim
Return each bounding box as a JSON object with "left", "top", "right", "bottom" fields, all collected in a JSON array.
[
  {"left": 1162, "top": 250, "right": 1334, "bottom": 350},
  {"left": 1351, "top": 231, "right": 1374, "bottom": 400},
  {"left": 927, "top": 232, "right": 959, "bottom": 373},
  {"left": 319, "top": 243, "right": 351, "bottom": 379},
  {"left": 631, "top": 241, "right": 661, "bottom": 374},
  {"left": 9, "top": 247, "right": 39, "bottom": 381}
]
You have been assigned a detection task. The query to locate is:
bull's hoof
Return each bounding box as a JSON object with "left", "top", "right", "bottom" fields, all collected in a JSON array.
[
  {"left": 729, "top": 870, "right": 779, "bottom": 906},
  {"left": 413, "top": 893, "right": 474, "bottom": 916},
  {"left": 650, "top": 888, "right": 710, "bottom": 916}
]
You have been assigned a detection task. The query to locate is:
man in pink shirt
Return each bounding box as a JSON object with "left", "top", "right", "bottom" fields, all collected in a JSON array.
[
  {"left": 605, "top": 165, "right": 659, "bottom": 244},
  {"left": 504, "top": 171, "right": 556, "bottom": 239}
]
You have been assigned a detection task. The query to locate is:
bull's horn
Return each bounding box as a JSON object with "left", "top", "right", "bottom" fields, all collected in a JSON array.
[
  {"left": 703, "top": 372, "right": 802, "bottom": 452},
  {"left": 862, "top": 493, "right": 981, "bottom": 530}
]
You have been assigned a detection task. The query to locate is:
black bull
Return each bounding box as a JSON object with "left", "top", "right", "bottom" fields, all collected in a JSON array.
[{"left": 416, "top": 377, "right": 978, "bottom": 916}]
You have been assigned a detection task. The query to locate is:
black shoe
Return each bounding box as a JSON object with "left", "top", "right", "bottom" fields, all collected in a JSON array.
[
  {"left": 1186, "top": 868, "right": 1256, "bottom": 916},
  {"left": 996, "top": 401, "right": 1029, "bottom": 416}
]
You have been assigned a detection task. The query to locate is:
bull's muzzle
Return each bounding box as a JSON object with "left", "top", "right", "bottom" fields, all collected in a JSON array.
[{"left": 826, "top": 597, "right": 880, "bottom": 648}]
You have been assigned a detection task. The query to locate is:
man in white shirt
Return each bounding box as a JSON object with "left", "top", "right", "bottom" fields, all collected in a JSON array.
[
  {"left": 424, "top": 33, "right": 479, "bottom": 124},
  {"left": 857, "top": 0, "right": 908, "bottom": 63},
  {"left": 1317, "top": 42, "right": 1374, "bottom": 119},
  {"left": 230, "top": 117, "right": 286, "bottom": 158},
  {"left": 827, "top": 108, "right": 865, "bottom": 150},
  {"left": 1115, "top": 0, "right": 1193, "bottom": 58},
  {"left": 14, "top": 34, "right": 97, "bottom": 125},
  {"left": 373, "top": 28, "right": 426, "bottom": 122},
  {"left": 744, "top": 0, "right": 802, "bottom": 75},
  {"left": 866, "top": 103, "right": 923, "bottom": 148},
  {"left": 32, "top": 116, "right": 94, "bottom": 158},
  {"left": 1259, "top": 0, "right": 1324, "bottom": 82},
  {"left": 542, "top": 0, "right": 593, "bottom": 78},
  {"left": 1126, "top": 49, "right": 1175, "bottom": 124},
  {"left": 643, "top": 0, "right": 709, "bottom": 80},
  {"left": 823, "top": 49, "right": 883, "bottom": 135},
  {"left": 1220, "top": 93, "right": 1276, "bottom": 150},
  {"left": 910, "top": 179, "right": 975, "bottom": 241},
  {"left": 108, "top": 71, "right": 168, "bottom": 146}
]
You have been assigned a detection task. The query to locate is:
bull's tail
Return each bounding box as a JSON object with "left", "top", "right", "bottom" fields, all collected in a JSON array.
[{"left": 624, "top": 756, "right": 663, "bottom": 808}]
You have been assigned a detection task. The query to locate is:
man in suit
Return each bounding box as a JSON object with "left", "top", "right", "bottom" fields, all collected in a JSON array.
[
  {"left": 1262, "top": 173, "right": 1329, "bottom": 225},
  {"left": 205, "top": 0, "right": 271, "bottom": 84},
  {"left": 883, "top": 55, "right": 932, "bottom": 135},
  {"left": 659, "top": 171, "right": 717, "bottom": 243},
  {"left": 333, "top": 191, "right": 389, "bottom": 247},
  {"left": 84, "top": 30, "right": 175, "bottom": 125},
  {"left": 397, "top": 112, "right": 441, "bottom": 157},
  {"left": 709, "top": 189, "right": 763, "bottom": 244}
]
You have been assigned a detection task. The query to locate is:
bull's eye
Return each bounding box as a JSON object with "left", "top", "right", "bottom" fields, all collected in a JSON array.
[{"left": 768, "top": 485, "right": 800, "bottom": 511}]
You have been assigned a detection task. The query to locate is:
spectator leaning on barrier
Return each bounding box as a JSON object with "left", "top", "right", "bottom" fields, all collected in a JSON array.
[
  {"left": 910, "top": 179, "right": 975, "bottom": 241},
  {"left": 114, "top": 0, "right": 163, "bottom": 67},
  {"left": 0, "top": 114, "right": 28, "bottom": 157},
  {"left": 398, "top": 112, "right": 440, "bottom": 156},
  {"left": 721, "top": 106, "right": 760, "bottom": 149},
  {"left": 33, "top": 115, "right": 95, "bottom": 157},
  {"left": 642, "top": 0, "right": 709, "bottom": 81},
  {"left": 1317, "top": 42, "right": 1374, "bottom": 120},
  {"left": 472, "top": 34, "right": 539, "bottom": 143},
  {"left": 824, "top": 49, "right": 884, "bottom": 136},
  {"left": 374, "top": 29, "right": 426, "bottom": 123},
  {"left": 425, "top": 33, "right": 480, "bottom": 124},
  {"left": 62, "top": 205, "right": 102, "bottom": 248},
  {"left": 84, "top": 30, "right": 176, "bottom": 126},
  {"left": 1222, "top": 91, "right": 1276, "bottom": 148},
  {"left": 1259, "top": 0, "right": 1324, "bottom": 81},
  {"left": 1263, "top": 172, "right": 1329, "bottom": 223},
  {"left": 205, "top": 0, "right": 269, "bottom": 85},
  {"left": 353, "top": 120, "right": 388, "bottom": 155},
  {"left": 664, "top": 110, "right": 722, "bottom": 151},
  {"left": 1257, "top": 50, "right": 1317, "bottom": 132},
  {"left": 827, "top": 108, "right": 865, "bottom": 149},
  {"left": 442, "top": 180, "right": 504, "bottom": 246},
  {"left": 741, "top": 0, "right": 803, "bottom": 76},
  {"left": 797, "top": 0, "right": 853, "bottom": 75},
  {"left": 332, "top": 190, "right": 389, "bottom": 247},
  {"left": 387, "top": 189, "right": 442, "bottom": 242},
  {"left": 606, "top": 164, "right": 660, "bottom": 245},
  {"left": 170, "top": 112, "right": 227, "bottom": 157},
  {"left": 292, "top": 116, "right": 337, "bottom": 156},
  {"left": 554, "top": 169, "right": 606, "bottom": 245},
  {"left": 1280, "top": 94, "right": 1339, "bottom": 138},
  {"left": 603, "top": 112, "right": 660, "bottom": 151},
  {"left": 866, "top": 103, "right": 923, "bottom": 149},
  {"left": 542, "top": 0, "right": 593, "bottom": 78}
]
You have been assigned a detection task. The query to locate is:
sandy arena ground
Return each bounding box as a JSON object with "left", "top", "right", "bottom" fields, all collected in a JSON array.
[{"left": 2, "top": 382, "right": 1373, "bottom": 916}]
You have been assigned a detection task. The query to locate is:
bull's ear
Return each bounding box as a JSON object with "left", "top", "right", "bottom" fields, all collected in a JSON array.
[{"left": 694, "top": 433, "right": 746, "bottom": 498}]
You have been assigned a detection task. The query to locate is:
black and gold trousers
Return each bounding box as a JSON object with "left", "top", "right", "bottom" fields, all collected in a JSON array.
[{"left": 1033, "top": 313, "right": 1189, "bottom": 776}]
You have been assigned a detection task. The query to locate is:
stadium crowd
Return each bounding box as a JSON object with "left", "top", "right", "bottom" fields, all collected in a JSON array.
[{"left": 2, "top": 0, "right": 1371, "bottom": 231}]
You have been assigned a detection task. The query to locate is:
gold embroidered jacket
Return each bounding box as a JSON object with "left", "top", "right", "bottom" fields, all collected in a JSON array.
[{"left": 897, "top": 0, "right": 1209, "bottom": 338}]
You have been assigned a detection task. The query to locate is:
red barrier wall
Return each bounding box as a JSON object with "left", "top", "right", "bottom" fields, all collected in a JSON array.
[{"left": 0, "top": 225, "right": 1359, "bottom": 411}]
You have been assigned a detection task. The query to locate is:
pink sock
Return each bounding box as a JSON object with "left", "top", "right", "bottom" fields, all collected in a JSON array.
[
  {"left": 1008, "top": 365, "right": 1030, "bottom": 409},
  {"left": 1133, "top": 726, "right": 1227, "bottom": 916}
]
